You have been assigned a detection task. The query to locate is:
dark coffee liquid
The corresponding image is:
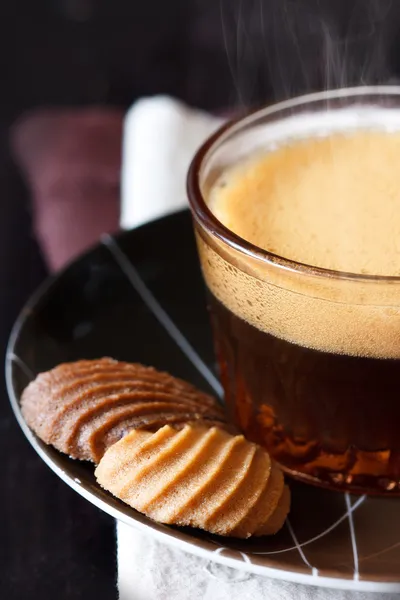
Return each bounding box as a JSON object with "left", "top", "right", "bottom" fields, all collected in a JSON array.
[{"left": 209, "top": 291, "right": 400, "bottom": 494}]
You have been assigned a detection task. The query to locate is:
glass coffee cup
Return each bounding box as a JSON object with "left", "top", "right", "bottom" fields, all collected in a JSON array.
[{"left": 187, "top": 87, "right": 400, "bottom": 495}]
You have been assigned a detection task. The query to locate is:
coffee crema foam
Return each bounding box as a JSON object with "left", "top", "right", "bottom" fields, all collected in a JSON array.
[
  {"left": 198, "top": 113, "right": 400, "bottom": 359},
  {"left": 210, "top": 130, "right": 400, "bottom": 276}
]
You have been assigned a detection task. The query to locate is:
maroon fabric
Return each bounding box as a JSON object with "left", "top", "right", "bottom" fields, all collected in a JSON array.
[{"left": 11, "top": 108, "right": 123, "bottom": 272}]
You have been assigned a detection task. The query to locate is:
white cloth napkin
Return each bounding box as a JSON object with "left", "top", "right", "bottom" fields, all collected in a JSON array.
[
  {"left": 121, "top": 95, "right": 223, "bottom": 229},
  {"left": 117, "top": 522, "right": 398, "bottom": 600},
  {"left": 119, "top": 96, "right": 399, "bottom": 600}
]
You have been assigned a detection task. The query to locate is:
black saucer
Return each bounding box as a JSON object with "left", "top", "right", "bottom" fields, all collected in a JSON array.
[{"left": 7, "top": 210, "right": 400, "bottom": 592}]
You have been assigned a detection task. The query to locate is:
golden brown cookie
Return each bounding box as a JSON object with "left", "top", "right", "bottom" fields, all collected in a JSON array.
[
  {"left": 21, "top": 358, "right": 227, "bottom": 463},
  {"left": 95, "top": 424, "right": 290, "bottom": 538}
]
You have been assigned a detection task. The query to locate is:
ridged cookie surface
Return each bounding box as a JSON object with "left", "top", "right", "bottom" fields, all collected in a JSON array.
[
  {"left": 21, "top": 358, "right": 227, "bottom": 463},
  {"left": 95, "top": 424, "right": 290, "bottom": 538}
]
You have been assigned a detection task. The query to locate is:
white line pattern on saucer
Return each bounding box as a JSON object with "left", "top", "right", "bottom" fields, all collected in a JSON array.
[
  {"left": 345, "top": 493, "right": 360, "bottom": 581},
  {"left": 287, "top": 519, "right": 318, "bottom": 575},
  {"left": 6, "top": 352, "right": 34, "bottom": 381},
  {"left": 359, "top": 540, "right": 400, "bottom": 563},
  {"left": 252, "top": 494, "right": 366, "bottom": 555},
  {"left": 103, "top": 234, "right": 224, "bottom": 397},
  {"left": 240, "top": 552, "right": 251, "bottom": 564},
  {"left": 214, "top": 547, "right": 251, "bottom": 564}
]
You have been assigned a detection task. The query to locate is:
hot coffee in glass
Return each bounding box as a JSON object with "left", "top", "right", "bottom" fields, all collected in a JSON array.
[{"left": 188, "top": 88, "right": 400, "bottom": 494}]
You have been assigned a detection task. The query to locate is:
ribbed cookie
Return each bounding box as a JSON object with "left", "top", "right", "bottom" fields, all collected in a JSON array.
[
  {"left": 21, "top": 358, "right": 227, "bottom": 462},
  {"left": 95, "top": 425, "right": 290, "bottom": 538}
]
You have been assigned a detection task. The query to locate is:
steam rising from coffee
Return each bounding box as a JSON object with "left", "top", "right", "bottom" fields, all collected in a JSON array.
[{"left": 220, "top": 0, "right": 399, "bottom": 107}]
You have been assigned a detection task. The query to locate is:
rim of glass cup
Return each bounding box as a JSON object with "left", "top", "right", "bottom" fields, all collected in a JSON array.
[{"left": 187, "top": 85, "right": 400, "bottom": 283}]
